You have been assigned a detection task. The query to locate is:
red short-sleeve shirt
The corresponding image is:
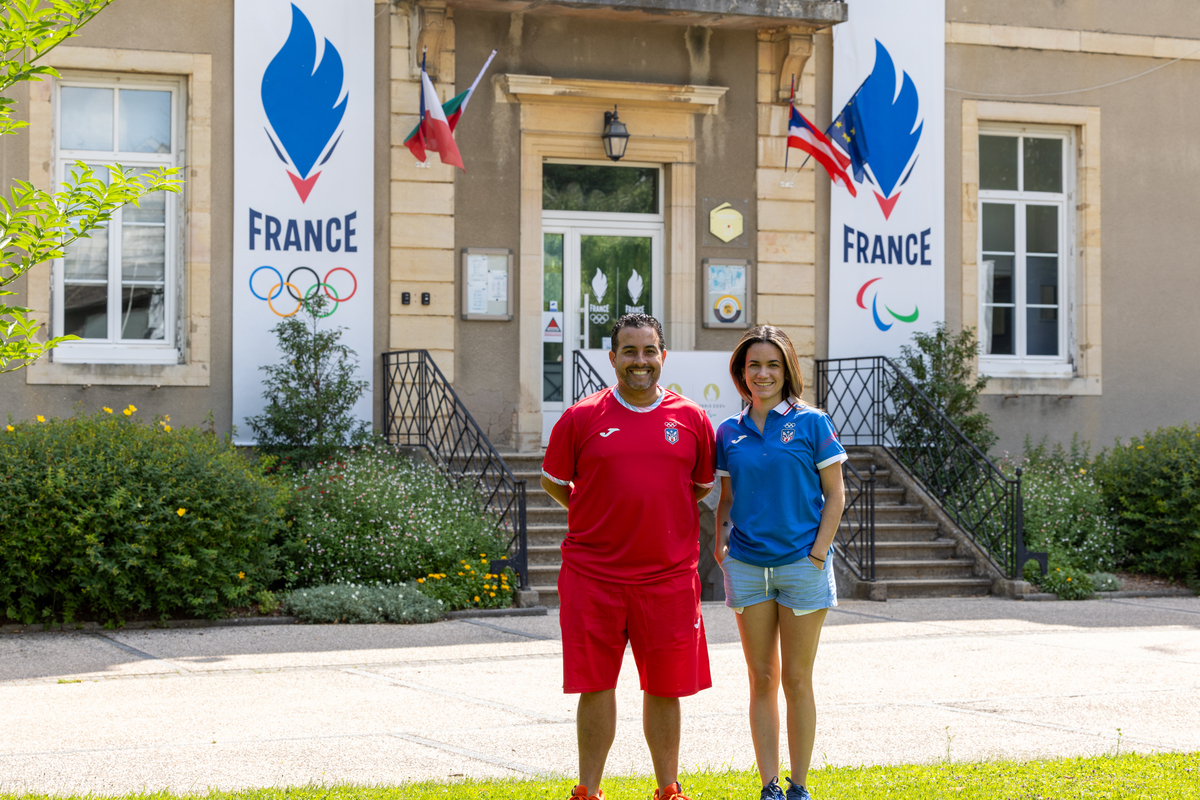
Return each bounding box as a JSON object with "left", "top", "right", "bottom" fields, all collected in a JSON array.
[{"left": 542, "top": 387, "right": 716, "bottom": 585}]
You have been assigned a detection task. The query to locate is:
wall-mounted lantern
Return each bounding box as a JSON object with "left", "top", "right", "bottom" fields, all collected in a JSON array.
[{"left": 601, "top": 106, "right": 630, "bottom": 162}]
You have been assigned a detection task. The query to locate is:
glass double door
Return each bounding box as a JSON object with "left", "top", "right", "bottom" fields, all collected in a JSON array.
[{"left": 542, "top": 221, "right": 662, "bottom": 443}]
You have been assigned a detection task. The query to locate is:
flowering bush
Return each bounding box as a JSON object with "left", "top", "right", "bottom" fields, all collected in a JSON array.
[
  {"left": 415, "top": 555, "right": 514, "bottom": 610},
  {"left": 1093, "top": 423, "right": 1200, "bottom": 580},
  {"left": 281, "top": 448, "right": 513, "bottom": 608},
  {"left": 1003, "top": 436, "right": 1124, "bottom": 574},
  {"left": 0, "top": 409, "right": 287, "bottom": 624},
  {"left": 1024, "top": 563, "right": 1094, "bottom": 600},
  {"left": 283, "top": 583, "right": 443, "bottom": 624}
]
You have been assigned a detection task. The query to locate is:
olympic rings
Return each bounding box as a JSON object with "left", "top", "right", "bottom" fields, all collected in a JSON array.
[
  {"left": 249, "top": 266, "right": 285, "bottom": 301},
  {"left": 323, "top": 267, "right": 357, "bottom": 301},
  {"left": 249, "top": 265, "right": 358, "bottom": 317},
  {"left": 266, "top": 282, "right": 305, "bottom": 317},
  {"left": 303, "top": 281, "right": 341, "bottom": 318},
  {"left": 285, "top": 266, "right": 321, "bottom": 301}
]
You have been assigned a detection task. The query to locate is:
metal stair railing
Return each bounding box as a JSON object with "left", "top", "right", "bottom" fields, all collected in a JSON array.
[
  {"left": 815, "top": 356, "right": 1047, "bottom": 580},
  {"left": 381, "top": 349, "right": 529, "bottom": 589},
  {"left": 572, "top": 349, "right": 609, "bottom": 403}
]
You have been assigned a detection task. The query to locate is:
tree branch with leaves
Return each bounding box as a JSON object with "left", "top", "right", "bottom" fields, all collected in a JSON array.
[{"left": 0, "top": 0, "right": 182, "bottom": 373}]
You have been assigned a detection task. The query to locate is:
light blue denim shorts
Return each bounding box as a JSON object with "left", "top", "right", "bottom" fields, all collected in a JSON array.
[{"left": 721, "top": 553, "right": 837, "bottom": 613}]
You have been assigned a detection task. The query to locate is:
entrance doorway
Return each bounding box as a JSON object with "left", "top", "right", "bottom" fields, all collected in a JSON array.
[{"left": 540, "top": 164, "right": 664, "bottom": 443}]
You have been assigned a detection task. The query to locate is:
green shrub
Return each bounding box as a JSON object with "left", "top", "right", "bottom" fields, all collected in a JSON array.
[
  {"left": 254, "top": 589, "right": 280, "bottom": 614},
  {"left": 895, "top": 322, "right": 997, "bottom": 454},
  {"left": 282, "top": 448, "right": 513, "bottom": 610},
  {"left": 1025, "top": 562, "right": 1094, "bottom": 600},
  {"left": 1089, "top": 572, "right": 1121, "bottom": 592},
  {"left": 1093, "top": 422, "right": 1200, "bottom": 580},
  {"left": 283, "top": 583, "right": 444, "bottom": 624},
  {"left": 1010, "top": 437, "right": 1124, "bottom": 573},
  {"left": 0, "top": 409, "right": 287, "bottom": 624}
]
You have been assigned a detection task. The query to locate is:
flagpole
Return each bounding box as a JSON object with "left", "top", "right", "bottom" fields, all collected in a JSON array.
[
  {"left": 783, "top": 74, "right": 794, "bottom": 174},
  {"left": 459, "top": 49, "right": 498, "bottom": 116}
]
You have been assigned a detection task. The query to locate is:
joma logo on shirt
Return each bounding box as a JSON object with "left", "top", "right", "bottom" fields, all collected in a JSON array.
[
  {"left": 732, "top": 435, "right": 747, "bottom": 444},
  {"left": 599, "top": 428, "right": 620, "bottom": 438}
]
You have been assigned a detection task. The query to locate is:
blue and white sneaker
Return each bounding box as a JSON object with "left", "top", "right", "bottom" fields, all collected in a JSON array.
[
  {"left": 760, "top": 776, "right": 785, "bottom": 800},
  {"left": 784, "top": 777, "right": 811, "bottom": 800}
]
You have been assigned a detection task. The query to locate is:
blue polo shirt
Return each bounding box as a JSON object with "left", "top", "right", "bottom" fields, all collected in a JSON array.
[{"left": 715, "top": 399, "right": 847, "bottom": 567}]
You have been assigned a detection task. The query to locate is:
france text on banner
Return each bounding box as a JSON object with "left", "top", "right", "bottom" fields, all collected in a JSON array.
[
  {"left": 232, "top": 0, "right": 374, "bottom": 443},
  {"left": 828, "top": 0, "right": 945, "bottom": 359}
]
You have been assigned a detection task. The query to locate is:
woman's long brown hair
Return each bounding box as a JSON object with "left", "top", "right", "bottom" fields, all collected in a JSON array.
[{"left": 729, "top": 325, "right": 804, "bottom": 404}]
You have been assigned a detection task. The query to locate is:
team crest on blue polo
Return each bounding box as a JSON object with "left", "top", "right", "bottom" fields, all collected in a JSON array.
[
  {"left": 781, "top": 422, "right": 795, "bottom": 444},
  {"left": 665, "top": 427, "right": 679, "bottom": 444}
]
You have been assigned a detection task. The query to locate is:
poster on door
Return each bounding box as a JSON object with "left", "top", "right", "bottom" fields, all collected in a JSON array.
[
  {"left": 232, "top": 0, "right": 374, "bottom": 443},
  {"left": 827, "top": 0, "right": 944, "bottom": 359}
]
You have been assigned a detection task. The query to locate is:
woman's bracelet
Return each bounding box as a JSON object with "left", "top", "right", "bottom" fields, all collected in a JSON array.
[{"left": 809, "top": 554, "right": 826, "bottom": 563}]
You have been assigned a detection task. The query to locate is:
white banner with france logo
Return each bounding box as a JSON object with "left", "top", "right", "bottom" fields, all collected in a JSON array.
[
  {"left": 233, "top": 0, "right": 374, "bottom": 443},
  {"left": 828, "top": 0, "right": 944, "bottom": 358}
]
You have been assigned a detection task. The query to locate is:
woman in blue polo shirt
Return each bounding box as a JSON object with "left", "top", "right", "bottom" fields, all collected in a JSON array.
[{"left": 714, "top": 325, "right": 846, "bottom": 800}]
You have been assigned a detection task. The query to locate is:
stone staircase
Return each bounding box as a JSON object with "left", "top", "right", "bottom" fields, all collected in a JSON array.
[
  {"left": 498, "top": 447, "right": 994, "bottom": 606},
  {"left": 842, "top": 448, "right": 994, "bottom": 599}
]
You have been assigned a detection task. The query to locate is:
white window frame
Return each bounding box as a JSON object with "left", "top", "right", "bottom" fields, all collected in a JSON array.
[
  {"left": 977, "top": 124, "right": 1075, "bottom": 379},
  {"left": 50, "top": 73, "right": 186, "bottom": 365}
]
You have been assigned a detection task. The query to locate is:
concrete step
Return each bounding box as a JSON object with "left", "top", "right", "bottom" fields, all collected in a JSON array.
[
  {"left": 879, "top": 577, "right": 994, "bottom": 598},
  {"left": 871, "top": 522, "right": 943, "bottom": 541},
  {"left": 528, "top": 544, "right": 563, "bottom": 565},
  {"left": 868, "top": 504, "right": 928, "bottom": 523},
  {"left": 531, "top": 584, "right": 561, "bottom": 606},
  {"left": 871, "top": 558, "right": 979, "bottom": 580},
  {"left": 526, "top": 506, "right": 570, "bottom": 524},
  {"left": 872, "top": 539, "right": 959, "bottom": 560}
]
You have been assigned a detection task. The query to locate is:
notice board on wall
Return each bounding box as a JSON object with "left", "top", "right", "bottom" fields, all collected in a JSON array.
[{"left": 461, "top": 248, "right": 513, "bottom": 320}]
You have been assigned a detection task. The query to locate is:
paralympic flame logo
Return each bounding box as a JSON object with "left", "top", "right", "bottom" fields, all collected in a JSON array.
[
  {"left": 857, "top": 41, "right": 923, "bottom": 219},
  {"left": 261, "top": 4, "right": 348, "bottom": 203}
]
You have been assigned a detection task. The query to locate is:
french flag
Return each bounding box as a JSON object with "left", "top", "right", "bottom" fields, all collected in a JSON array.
[
  {"left": 788, "top": 105, "right": 855, "bottom": 197},
  {"left": 407, "top": 56, "right": 464, "bottom": 170}
]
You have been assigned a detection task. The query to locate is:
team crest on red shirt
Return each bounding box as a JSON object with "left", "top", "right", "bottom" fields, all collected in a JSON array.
[
  {"left": 781, "top": 429, "right": 795, "bottom": 443},
  {"left": 665, "top": 427, "right": 679, "bottom": 444}
]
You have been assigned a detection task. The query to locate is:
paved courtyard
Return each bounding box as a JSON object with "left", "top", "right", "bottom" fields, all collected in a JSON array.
[{"left": 2, "top": 596, "right": 1198, "bottom": 794}]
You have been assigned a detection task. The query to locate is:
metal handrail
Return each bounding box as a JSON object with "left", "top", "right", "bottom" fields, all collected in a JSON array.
[
  {"left": 572, "top": 349, "right": 608, "bottom": 404},
  {"left": 381, "top": 349, "right": 529, "bottom": 589},
  {"left": 837, "top": 460, "right": 877, "bottom": 581},
  {"left": 815, "top": 356, "right": 1047, "bottom": 579}
]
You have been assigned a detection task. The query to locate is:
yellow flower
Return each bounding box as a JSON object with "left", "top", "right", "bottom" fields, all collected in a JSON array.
[
  {"left": 1137, "top": 445, "right": 1144, "bottom": 450},
  {"left": 479, "top": 553, "right": 486, "bottom": 558},
  {"left": 163, "top": 414, "right": 170, "bottom": 422},
  {"left": 177, "top": 508, "right": 187, "bottom": 517},
  {"left": 102, "top": 407, "right": 113, "bottom": 414},
  {"left": 238, "top": 572, "right": 245, "bottom": 580},
  {"left": 473, "top": 596, "right": 480, "bottom": 602},
  {"left": 36, "top": 415, "right": 45, "bottom": 422},
  {"left": 123, "top": 408, "right": 133, "bottom": 417},
  {"left": 460, "top": 560, "right": 467, "bottom": 565},
  {"left": 1079, "top": 468, "right": 1087, "bottom": 474},
  {"left": 163, "top": 425, "right": 172, "bottom": 433},
  {"left": 489, "top": 592, "right": 495, "bottom": 598},
  {"left": 417, "top": 578, "right": 425, "bottom": 584},
  {"left": 480, "top": 558, "right": 487, "bottom": 564},
  {"left": 4, "top": 425, "right": 12, "bottom": 432},
  {"left": 457, "top": 572, "right": 464, "bottom": 576},
  {"left": 1066, "top": 577, "right": 1072, "bottom": 582}
]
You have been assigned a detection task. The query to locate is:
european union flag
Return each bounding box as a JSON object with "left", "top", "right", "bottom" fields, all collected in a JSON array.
[{"left": 828, "top": 90, "right": 871, "bottom": 185}]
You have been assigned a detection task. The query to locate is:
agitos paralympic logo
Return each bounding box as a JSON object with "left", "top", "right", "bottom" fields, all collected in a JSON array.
[{"left": 261, "top": 4, "right": 348, "bottom": 203}]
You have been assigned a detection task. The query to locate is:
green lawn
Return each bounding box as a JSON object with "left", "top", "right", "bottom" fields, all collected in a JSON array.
[{"left": 6, "top": 753, "right": 1198, "bottom": 799}]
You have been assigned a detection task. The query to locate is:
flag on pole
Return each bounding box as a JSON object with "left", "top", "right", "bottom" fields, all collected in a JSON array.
[
  {"left": 405, "top": 50, "right": 496, "bottom": 166},
  {"left": 406, "top": 52, "right": 464, "bottom": 170},
  {"left": 827, "top": 88, "right": 870, "bottom": 185},
  {"left": 788, "top": 104, "right": 856, "bottom": 197}
]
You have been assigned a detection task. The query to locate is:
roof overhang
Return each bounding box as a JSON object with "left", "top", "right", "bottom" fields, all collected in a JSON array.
[{"left": 444, "top": 0, "right": 848, "bottom": 30}]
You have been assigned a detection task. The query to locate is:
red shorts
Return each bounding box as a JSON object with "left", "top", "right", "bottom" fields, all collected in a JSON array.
[{"left": 558, "top": 564, "right": 712, "bottom": 697}]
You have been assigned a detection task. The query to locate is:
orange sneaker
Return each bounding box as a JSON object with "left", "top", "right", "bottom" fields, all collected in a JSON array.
[
  {"left": 653, "top": 782, "right": 690, "bottom": 800},
  {"left": 569, "top": 786, "right": 604, "bottom": 800}
]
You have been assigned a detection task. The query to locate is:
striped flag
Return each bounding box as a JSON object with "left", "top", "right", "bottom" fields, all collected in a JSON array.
[
  {"left": 405, "top": 51, "right": 496, "bottom": 168},
  {"left": 788, "top": 104, "right": 856, "bottom": 197},
  {"left": 406, "top": 55, "right": 464, "bottom": 170}
]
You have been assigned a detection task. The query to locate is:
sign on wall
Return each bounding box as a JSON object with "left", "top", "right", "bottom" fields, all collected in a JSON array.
[
  {"left": 828, "top": 0, "right": 944, "bottom": 358},
  {"left": 580, "top": 349, "right": 741, "bottom": 431},
  {"left": 233, "top": 0, "right": 374, "bottom": 443}
]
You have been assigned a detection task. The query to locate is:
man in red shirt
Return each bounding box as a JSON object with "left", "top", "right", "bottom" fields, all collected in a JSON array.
[{"left": 541, "top": 313, "right": 715, "bottom": 800}]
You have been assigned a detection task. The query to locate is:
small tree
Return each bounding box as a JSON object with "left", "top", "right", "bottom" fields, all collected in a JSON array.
[
  {"left": 896, "top": 322, "right": 997, "bottom": 454},
  {"left": 0, "top": 0, "right": 180, "bottom": 373},
  {"left": 247, "top": 293, "right": 372, "bottom": 467}
]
